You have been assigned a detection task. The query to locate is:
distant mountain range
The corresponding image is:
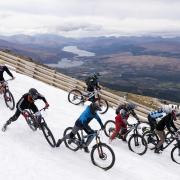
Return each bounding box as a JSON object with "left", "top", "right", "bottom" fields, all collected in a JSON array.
[{"left": 0, "top": 34, "right": 180, "bottom": 102}]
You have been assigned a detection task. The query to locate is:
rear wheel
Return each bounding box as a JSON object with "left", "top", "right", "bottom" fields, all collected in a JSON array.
[
  {"left": 91, "top": 143, "right": 115, "bottom": 170},
  {"left": 23, "top": 110, "right": 37, "bottom": 131},
  {"left": 143, "top": 131, "right": 159, "bottom": 150},
  {"left": 4, "top": 90, "right": 15, "bottom": 110},
  {"left": 63, "top": 127, "right": 81, "bottom": 151},
  {"left": 68, "top": 89, "right": 83, "bottom": 105},
  {"left": 41, "top": 120, "right": 56, "bottom": 148},
  {"left": 104, "top": 120, "right": 115, "bottom": 137},
  {"left": 128, "top": 134, "right": 147, "bottom": 155},
  {"left": 171, "top": 146, "right": 180, "bottom": 164}
]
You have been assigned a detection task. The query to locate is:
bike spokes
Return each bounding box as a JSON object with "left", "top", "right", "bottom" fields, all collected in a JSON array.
[
  {"left": 171, "top": 146, "right": 180, "bottom": 164},
  {"left": 68, "top": 89, "right": 83, "bottom": 105},
  {"left": 4, "top": 90, "right": 15, "bottom": 110},
  {"left": 91, "top": 143, "right": 115, "bottom": 170},
  {"left": 128, "top": 134, "right": 147, "bottom": 155}
]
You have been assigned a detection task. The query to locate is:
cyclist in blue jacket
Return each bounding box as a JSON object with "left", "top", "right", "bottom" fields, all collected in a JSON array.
[{"left": 56, "top": 102, "right": 104, "bottom": 153}]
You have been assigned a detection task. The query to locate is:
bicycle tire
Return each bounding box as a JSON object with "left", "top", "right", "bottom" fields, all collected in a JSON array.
[
  {"left": 91, "top": 143, "right": 115, "bottom": 170},
  {"left": 98, "top": 99, "right": 109, "bottom": 114},
  {"left": 104, "top": 120, "right": 115, "bottom": 137},
  {"left": 128, "top": 134, "right": 147, "bottom": 155},
  {"left": 142, "top": 130, "right": 158, "bottom": 150},
  {"left": 41, "top": 120, "right": 56, "bottom": 148},
  {"left": 68, "top": 89, "right": 83, "bottom": 105},
  {"left": 63, "top": 127, "right": 81, "bottom": 151},
  {"left": 4, "top": 90, "right": 15, "bottom": 110},
  {"left": 163, "top": 131, "right": 174, "bottom": 149},
  {"left": 23, "top": 110, "right": 37, "bottom": 131},
  {"left": 171, "top": 145, "right": 180, "bottom": 164}
]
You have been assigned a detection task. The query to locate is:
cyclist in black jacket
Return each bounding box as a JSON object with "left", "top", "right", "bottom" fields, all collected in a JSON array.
[
  {"left": 0, "top": 63, "right": 15, "bottom": 93},
  {"left": 85, "top": 72, "right": 101, "bottom": 92},
  {"left": 154, "top": 110, "right": 177, "bottom": 153},
  {"left": 2, "top": 88, "right": 49, "bottom": 131}
]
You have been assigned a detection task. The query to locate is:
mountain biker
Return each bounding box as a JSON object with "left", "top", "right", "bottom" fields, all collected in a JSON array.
[
  {"left": 2, "top": 88, "right": 49, "bottom": 131},
  {"left": 109, "top": 102, "right": 139, "bottom": 142},
  {"left": 154, "top": 109, "right": 178, "bottom": 153},
  {"left": 0, "top": 61, "right": 15, "bottom": 94},
  {"left": 85, "top": 72, "right": 101, "bottom": 92},
  {"left": 56, "top": 102, "right": 104, "bottom": 153},
  {"left": 148, "top": 108, "right": 167, "bottom": 131},
  {"left": 85, "top": 72, "right": 101, "bottom": 102}
]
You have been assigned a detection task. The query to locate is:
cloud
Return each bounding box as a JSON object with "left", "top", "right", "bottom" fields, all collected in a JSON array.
[{"left": 0, "top": 0, "right": 180, "bottom": 37}]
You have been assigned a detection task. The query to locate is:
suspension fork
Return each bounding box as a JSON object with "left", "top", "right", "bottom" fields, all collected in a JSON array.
[{"left": 96, "top": 137, "right": 104, "bottom": 157}]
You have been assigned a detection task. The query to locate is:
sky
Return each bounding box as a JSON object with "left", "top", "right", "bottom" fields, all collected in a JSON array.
[{"left": 0, "top": 0, "right": 180, "bottom": 37}]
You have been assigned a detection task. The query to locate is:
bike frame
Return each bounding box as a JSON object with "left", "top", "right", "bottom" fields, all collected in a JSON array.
[
  {"left": 22, "top": 108, "right": 46, "bottom": 123},
  {"left": 124, "top": 121, "right": 140, "bottom": 139},
  {"left": 79, "top": 129, "right": 100, "bottom": 146},
  {"left": 82, "top": 89, "right": 101, "bottom": 102}
]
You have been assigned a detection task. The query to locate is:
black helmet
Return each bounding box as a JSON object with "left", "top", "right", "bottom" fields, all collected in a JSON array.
[
  {"left": 91, "top": 72, "right": 101, "bottom": 79},
  {"left": 126, "top": 102, "right": 136, "bottom": 111},
  {"left": 29, "top": 88, "right": 39, "bottom": 100},
  {"left": 90, "top": 102, "right": 102, "bottom": 113}
]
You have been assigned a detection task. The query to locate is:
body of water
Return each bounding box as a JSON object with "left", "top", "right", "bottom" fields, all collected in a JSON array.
[
  {"left": 62, "top": 46, "right": 95, "bottom": 57},
  {"left": 47, "top": 46, "right": 95, "bottom": 68}
]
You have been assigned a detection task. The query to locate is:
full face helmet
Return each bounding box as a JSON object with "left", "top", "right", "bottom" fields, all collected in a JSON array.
[
  {"left": 28, "top": 88, "right": 39, "bottom": 100},
  {"left": 126, "top": 102, "right": 136, "bottom": 111}
]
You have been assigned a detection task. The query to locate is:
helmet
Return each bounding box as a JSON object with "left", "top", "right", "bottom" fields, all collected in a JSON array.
[
  {"left": 126, "top": 102, "right": 136, "bottom": 111},
  {"left": 28, "top": 88, "right": 39, "bottom": 100},
  {"left": 91, "top": 72, "right": 101, "bottom": 79},
  {"left": 90, "top": 102, "right": 102, "bottom": 113}
]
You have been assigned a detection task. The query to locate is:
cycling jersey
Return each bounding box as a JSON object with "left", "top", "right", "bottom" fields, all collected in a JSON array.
[{"left": 77, "top": 106, "right": 103, "bottom": 127}]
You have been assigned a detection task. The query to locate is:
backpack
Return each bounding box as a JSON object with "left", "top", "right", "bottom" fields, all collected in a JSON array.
[{"left": 85, "top": 76, "right": 94, "bottom": 86}]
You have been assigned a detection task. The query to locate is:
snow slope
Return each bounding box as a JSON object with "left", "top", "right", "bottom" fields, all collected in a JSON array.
[{"left": 0, "top": 71, "right": 179, "bottom": 180}]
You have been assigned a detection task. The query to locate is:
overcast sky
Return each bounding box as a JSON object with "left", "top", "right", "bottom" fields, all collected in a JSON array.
[{"left": 0, "top": 0, "right": 180, "bottom": 37}]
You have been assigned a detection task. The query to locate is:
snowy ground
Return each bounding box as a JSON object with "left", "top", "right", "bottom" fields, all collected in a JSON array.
[{"left": 0, "top": 71, "right": 179, "bottom": 180}]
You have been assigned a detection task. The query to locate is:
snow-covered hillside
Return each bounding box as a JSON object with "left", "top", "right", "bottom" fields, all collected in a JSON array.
[{"left": 0, "top": 71, "right": 179, "bottom": 180}]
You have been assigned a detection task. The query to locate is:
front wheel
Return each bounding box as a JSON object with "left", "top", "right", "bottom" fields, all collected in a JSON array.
[
  {"left": 98, "top": 99, "right": 109, "bottom": 114},
  {"left": 68, "top": 89, "right": 83, "bottom": 105},
  {"left": 41, "top": 120, "right": 56, "bottom": 148},
  {"left": 4, "top": 90, "right": 15, "bottom": 110},
  {"left": 91, "top": 143, "right": 115, "bottom": 170},
  {"left": 171, "top": 146, "right": 180, "bottom": 164},
  {"left": 128, "top": 134, "right": 147, "bottom": 155},
  {"left": 142, "top": 131, "right": 158, "bottom": 150},
  {"left": 63, "top": 127, "right": 81, "bottom": 151},
  {"left": 104, "top": 120, "right": 115, "bottom": 137}
]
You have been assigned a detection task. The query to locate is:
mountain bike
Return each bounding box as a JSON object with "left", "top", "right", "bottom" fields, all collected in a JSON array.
[
  {"left": 143, "top": 128, "right": 180, "bottom": 164},
  {"left": 22, "top": 108, "right": 56, "bottom": 148},
  {"left": 68, "top": 88, "right": 109, "bottom": 114},
  {"left": 104, "top": 119, "right": 147, "bottom": 155},
  {"left": 142, "top": 129, "right": 176, "bottom": 150},
  {"left": 63, "top": 127, "right": 115, "bottom": 170},
  {"left": 0, "top": 79, "right": 15, "bottom": 110}
]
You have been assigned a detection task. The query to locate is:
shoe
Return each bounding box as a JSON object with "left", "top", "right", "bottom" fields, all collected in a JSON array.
[
  {"left": 122, "top": 136, "right": 126, "bottom": 142},
  {"left": 154, "top": 148, "right": 160, "bottom": 154},
  {"left": 2, "top": 123, "right": 8, "bottom": 132},
  {"left": 84, "top": 146, "right": 90, "bottom": 153},
  {"left": 56, "top": 139, "right": 62, "bottom": 147}
]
